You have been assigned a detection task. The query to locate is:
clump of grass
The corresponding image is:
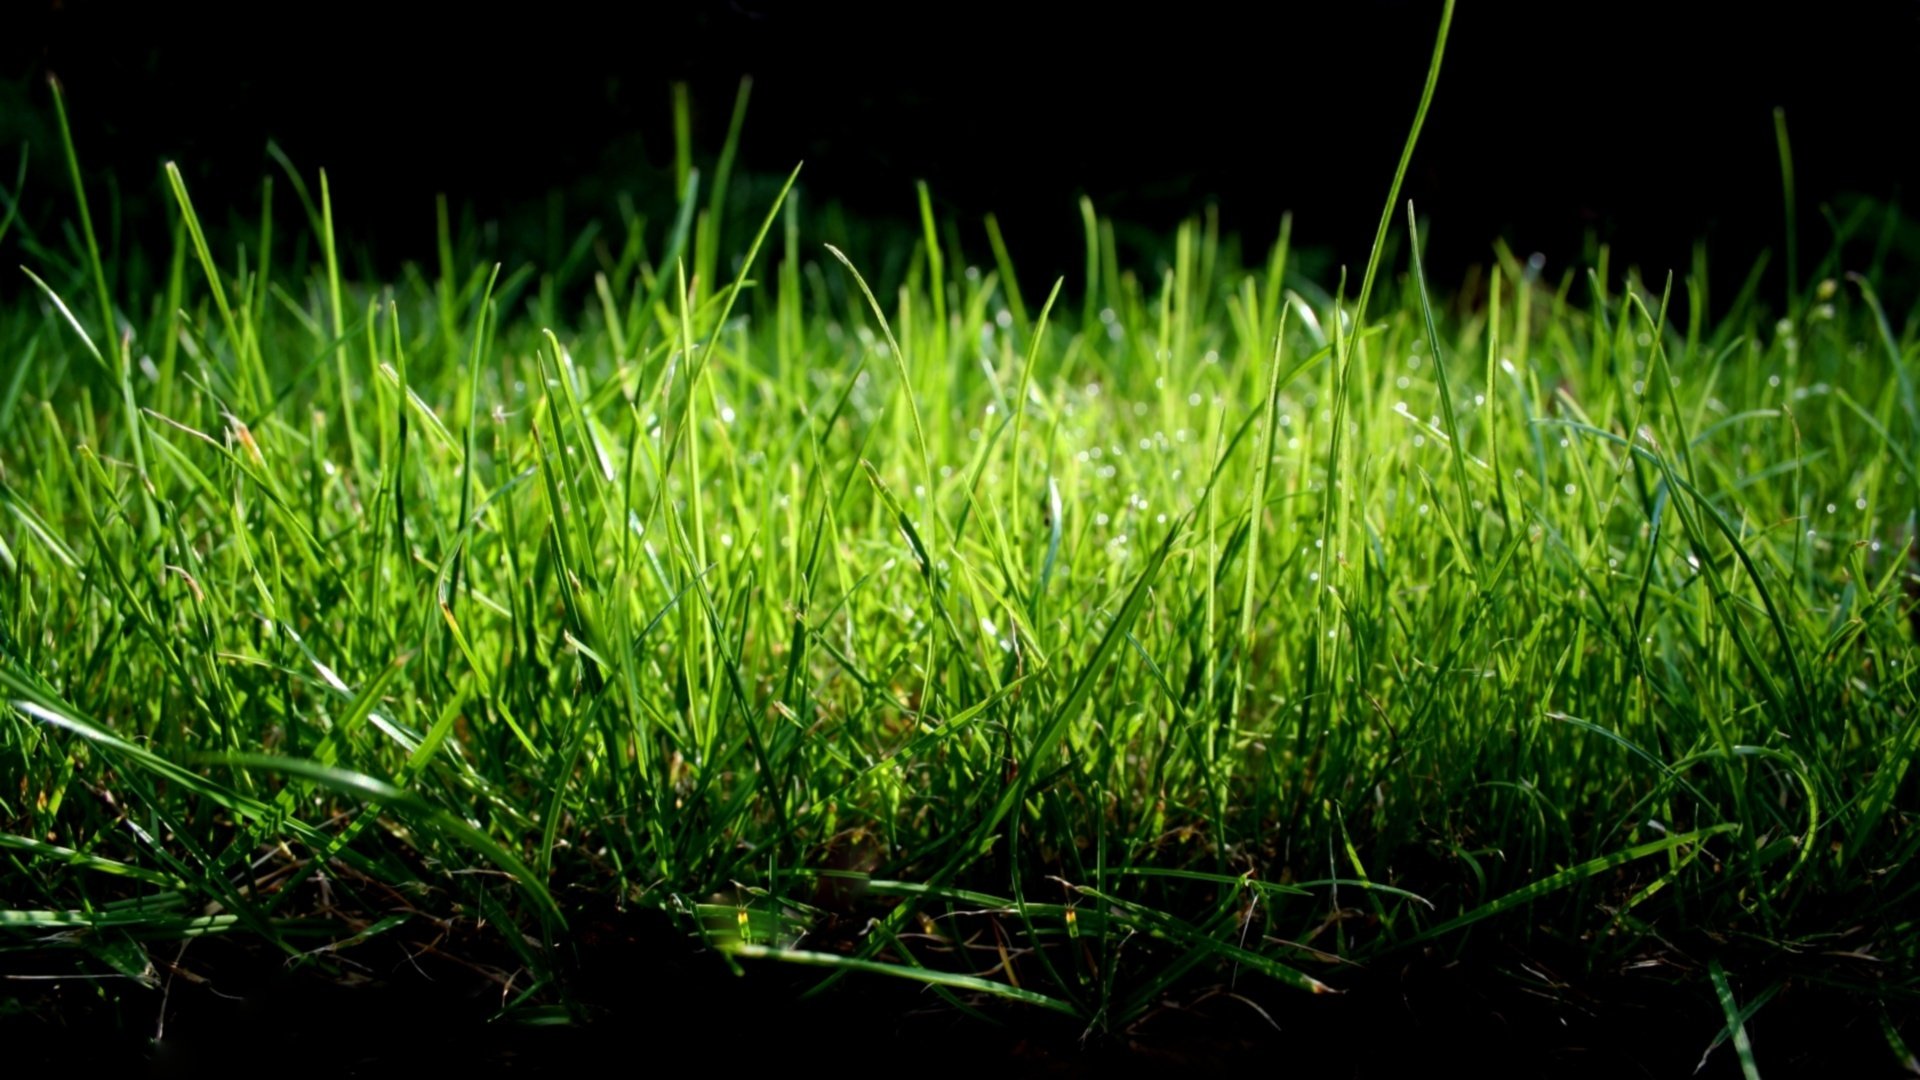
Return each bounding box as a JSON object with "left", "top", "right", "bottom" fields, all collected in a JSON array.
[{"left": 3, "top": 8, "right": 1918, "bottom": 1062}]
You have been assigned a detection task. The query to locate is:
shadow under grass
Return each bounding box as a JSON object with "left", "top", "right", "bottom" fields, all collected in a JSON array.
[{"left": 5, "top": 901, "right": 1905, "bottom": 1079}]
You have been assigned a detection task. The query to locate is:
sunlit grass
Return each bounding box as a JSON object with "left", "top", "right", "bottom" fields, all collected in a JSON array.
[{"left": 3, "top": 6, "right": 1917, "bottom": 1057}]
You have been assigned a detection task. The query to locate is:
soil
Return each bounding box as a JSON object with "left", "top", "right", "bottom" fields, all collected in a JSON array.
[{"left": 5, "top": 903, "right": 1910, "bottom": 1078}]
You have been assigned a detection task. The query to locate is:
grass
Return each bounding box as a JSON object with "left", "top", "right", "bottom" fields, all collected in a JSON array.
[{"left": 4, "top": 10, "right": 1920, "bottom": 1067}]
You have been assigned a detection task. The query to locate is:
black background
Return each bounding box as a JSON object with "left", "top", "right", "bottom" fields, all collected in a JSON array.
[{"left": 4, "top": 0, "right": 1918, "bottom": 301}]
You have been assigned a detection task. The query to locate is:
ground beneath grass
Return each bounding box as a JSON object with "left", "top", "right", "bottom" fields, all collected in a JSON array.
[{"left": 7, "top": 915, "right": 1904, "bottom": 1078}]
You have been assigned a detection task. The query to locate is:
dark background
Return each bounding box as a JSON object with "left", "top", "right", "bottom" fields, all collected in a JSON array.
[{"left": 4, "top": 0, "right": 1919, "bottom": 304}]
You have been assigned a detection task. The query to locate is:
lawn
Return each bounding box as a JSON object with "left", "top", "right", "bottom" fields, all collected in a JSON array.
[{"left": 3, "top": 8, "right": 1917, "bottom": 1073}]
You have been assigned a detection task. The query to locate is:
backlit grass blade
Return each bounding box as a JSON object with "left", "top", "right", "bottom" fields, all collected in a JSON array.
[
  {"left": 1399, "top": 824, "right": 1738, "bottom": 946},
  {"left": 983, "top": 213, "right": 1031, "bottom": 341},
  {"left": 974, "top": 510, "right": 1186, "bottom": 845},
  {"left": 19, "top": 267, "right": 107, "bottom": 374},
  {"left": 206, "top": 753, "right": 565, "bottom": 928},
  {"left": 4, "top": 671, "right": 334, "bottom": 855},
  {"left": 0, "top": 833, "right": 180, "bottom": 887},
  {"left": 1314, "top": 0, "right": 1454, "bottom": 729},
  {"left": 726, "top": 943, "right": 1079, "bottom": 1016},
  {"left": 48, "top": 77, "right": 115, "bottom": 349},
  {"left": 1710, "top": 959, "right": 1766, "bottom": 1080},
  {"left": 825, "top": 243, "right": 937, "bottom": 538},
  {"left": 1407, "top": 200, "right": 1480, "bottom": 565},
  {"left": 1774, "top": 108, "right": 1798, "bottom": 314},
  {"left": 1072, "top": 884, "right": 1334, "bottom": 995}
]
